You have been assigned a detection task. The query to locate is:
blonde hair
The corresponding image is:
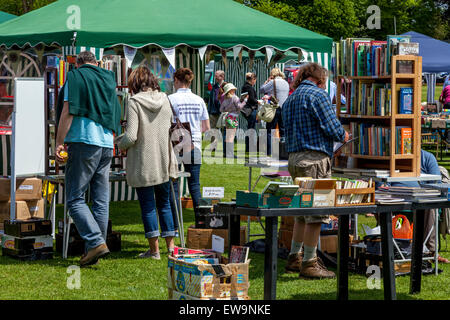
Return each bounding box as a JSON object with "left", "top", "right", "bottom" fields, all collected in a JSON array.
[
  {"left": 270, "top": 68, "right": 285, "bottom": 79},
  {"left": 246, "top": 72, "right": 256, "bottom": 81}
]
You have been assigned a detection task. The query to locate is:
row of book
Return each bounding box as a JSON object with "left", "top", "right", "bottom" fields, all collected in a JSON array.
[
  {"left": 344, "top": 80, "right": 392, "bottom": 116},
  {"left": 335, "top": 178, "right": 373, "bottom": 205},
  {"left": 341, "top": 81, "right": 413, "bottom": 116},
  {"left": 100, "top": 55, "right": 129, "bottom": 87},
  {"left": 348, "top": 123, "right": 413, "bottom": 156},
  {"left": 349, "top": 122, "right": 391, "bottom": 156},
  {"left": 336, "top": 35, "right": 418, "bottom": 77}
]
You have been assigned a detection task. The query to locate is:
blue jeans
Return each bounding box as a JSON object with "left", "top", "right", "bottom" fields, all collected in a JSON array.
[
  {"left": 136, "top": 182, "right": 175, "bottom": 238},
  {"left": 170, "top": 153, "right": 202, "bottom": 229},
  {"left": 65, "top": 143, "right": 113, "bottom": 251},
  {"left": 266, "top": 107, "right": 284, "bottom": 156}
]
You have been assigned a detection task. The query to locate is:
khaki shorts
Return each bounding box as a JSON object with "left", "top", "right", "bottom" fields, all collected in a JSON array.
[{"left": 288, "top": 150, "right": 331, "bottom": 225}]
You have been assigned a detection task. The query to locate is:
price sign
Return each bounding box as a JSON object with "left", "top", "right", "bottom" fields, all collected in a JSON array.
[{"left": 202, "top": 187, "right": 224, "bottom": 199}]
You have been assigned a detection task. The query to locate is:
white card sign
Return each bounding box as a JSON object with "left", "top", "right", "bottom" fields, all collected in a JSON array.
[
  {"left": 212, "top": 235, "right": 224, "bottom": 253},
  {"left": 202, "top": 187, "right": 224, "bottom": 199}
]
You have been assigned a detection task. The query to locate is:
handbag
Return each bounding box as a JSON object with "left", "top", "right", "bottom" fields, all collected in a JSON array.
[
  {"left": 169, "top": 99, "right": 194, "bottom": 151},
  {"left": 257, "top": 78, "right": 279, "bottom": 123},
  {"left": 216, "top": 112, "right": 228, "bottom": 129}
]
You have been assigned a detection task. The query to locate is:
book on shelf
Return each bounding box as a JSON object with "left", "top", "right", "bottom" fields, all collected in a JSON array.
[
  {"left": 229, "top": 246, "right": 249, "bottom": 263},
  {"left": 398, "top": 86, "right": 413, "bottom": 114},
  {"left": 386, "top": 35, "right": 411, "bottom": 74},
  {"left": 337, "top": 35, "right": 415, "bottom": 77},
  {"left": 395, "top": 127, "right": 412, "bottom": 154},
  {"left": 396, "top": 42, "right": 419, "bottom": 73},
  {"left": 349, "top": 122, "right": 390, "bottom": 156},
  {"left": 344, "top": 80, "right": 391, "bottom": 116}
]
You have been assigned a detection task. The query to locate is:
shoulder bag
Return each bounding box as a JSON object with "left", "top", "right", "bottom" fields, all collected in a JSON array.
[
  {"left": 257, "top": 78, "right": 279, "bottom": 123},
  {"left": 169, "top": 99, "right": 194, "bottom": 151}
]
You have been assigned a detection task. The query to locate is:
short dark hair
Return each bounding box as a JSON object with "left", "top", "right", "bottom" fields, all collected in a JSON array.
[
  {"left": 76, "top": 51, "right": 97, "bottom": 65},
  {"left": 128, "top": 65, "right": 161, "bottom": 95}
]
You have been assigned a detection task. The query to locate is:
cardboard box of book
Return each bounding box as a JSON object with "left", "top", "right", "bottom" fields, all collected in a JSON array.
[
  {"left": 0, "top": 199, "right": 45, "bottom": 222},
  {"left": 320, "top": 235, "right": 338, "bottom": 254},
  {"left": 187, "top": 225, "right": 246, "bottom": 250},
  {"left": 236, "top": 181, "right": 304, "bottom": 209},
  {"left": 0, "top": 178, "right": 42, "bottom": 201},
  {"left": 167, "top": 247, "right": 250, "bottom": 299},
  {"left": 312, "top": 180, "right": 336, "bottom": 207}
]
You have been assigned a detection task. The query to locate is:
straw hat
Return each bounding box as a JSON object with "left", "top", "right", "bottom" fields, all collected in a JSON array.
[{"left": 223, "top": 83, "right": 237, "bottom": 95}]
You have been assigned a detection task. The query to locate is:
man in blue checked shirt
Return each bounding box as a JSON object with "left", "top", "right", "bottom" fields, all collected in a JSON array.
[{"left": 282, "top": 63, "right": 349, "bottom": 279}]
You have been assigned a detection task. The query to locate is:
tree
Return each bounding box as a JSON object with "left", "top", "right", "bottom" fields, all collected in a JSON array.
[
  {"left": 0, "top": 0, "right": 56, "bottom": 15},
  {"left": 240, "top": 0, "right": 360, "bottom": 40}
]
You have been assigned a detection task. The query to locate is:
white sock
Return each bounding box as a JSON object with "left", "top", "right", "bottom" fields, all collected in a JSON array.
[
  {"left": 290, "top": 240, "right": 303, "bottom": 255},
  {"left": 303, "top": 245, "right": 317, "bottom": 262}
]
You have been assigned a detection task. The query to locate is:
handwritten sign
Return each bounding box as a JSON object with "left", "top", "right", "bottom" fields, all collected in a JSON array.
[{"left": 202, "top": 187, "right": 224, "bottom": 199}]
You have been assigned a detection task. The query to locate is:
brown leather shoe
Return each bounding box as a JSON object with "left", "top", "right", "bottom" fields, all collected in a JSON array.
[
  {"left": 80, "top": 243, "right": 110, "bottom": 267},
  {"left": 299, "top": 257, "right": 336, "bottom": 279},
  {"left": 285, "top": 252, "right": 303, "bottom": 273}
]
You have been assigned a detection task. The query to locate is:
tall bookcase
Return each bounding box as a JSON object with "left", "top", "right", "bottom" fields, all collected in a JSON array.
[{"left": 336, "top": 55, "right": 422, "bottom": 177}]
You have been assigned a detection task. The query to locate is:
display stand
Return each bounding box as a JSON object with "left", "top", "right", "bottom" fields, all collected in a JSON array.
[{"left": 337, "top": 55, "right": 423, "bottom": 177}]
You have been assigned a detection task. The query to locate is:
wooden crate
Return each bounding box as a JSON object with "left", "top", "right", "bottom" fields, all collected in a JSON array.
[{"left": 334, "top": 186, "right": 375, "bottom": 207}]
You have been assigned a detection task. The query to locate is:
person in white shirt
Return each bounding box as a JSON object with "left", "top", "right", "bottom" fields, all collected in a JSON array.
[
  {"left": 260, "top": 68, "right": 290, "bottom": 156},
  {"left": 168, "top": 68, "right": 210, "bottom": 226}
]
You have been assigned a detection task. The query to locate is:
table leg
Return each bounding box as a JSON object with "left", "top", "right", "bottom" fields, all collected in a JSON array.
[
  {"left": 337, "top": 214, "right": 349, "bottom": 300},
  {"left": 50, "top": 190, "right": 56, "bottom": 240},
  {"left": 410, "top": 209, "right": 425, "bottom": 294},
  {"left": 170, "top": 180, "right": 182, "bottom": 247},
  {"left": 380, "top": 211, "right": 396, "bottom": 300},
  {"left": 63, "top": 186, "right": 69, "bottom": 260},
  {"left": 264, "top": 216, "right": 278, "bottom": 300},
  {"left": 177, "top": 177, "right": 185, "bottom": 248},
  {"left": 247, "top": 167, "right": 252, "bottom": 244},
  {"left": 228, "top": 214, "right": 241, "bottom": 254}
]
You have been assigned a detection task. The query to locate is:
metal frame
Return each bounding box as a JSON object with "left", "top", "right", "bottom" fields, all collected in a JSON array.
[{"left": 228, "top": 201, "right": 450, "bottom": 300}]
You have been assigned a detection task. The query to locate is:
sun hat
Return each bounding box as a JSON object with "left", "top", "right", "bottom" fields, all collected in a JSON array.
[{"left": 223, "top": 83, "right": 237, "bottom": 95}]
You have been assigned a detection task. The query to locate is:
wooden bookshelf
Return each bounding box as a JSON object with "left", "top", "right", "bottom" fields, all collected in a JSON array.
[{"left": 337, "top": 55, "right": 422, "bottom": 177}]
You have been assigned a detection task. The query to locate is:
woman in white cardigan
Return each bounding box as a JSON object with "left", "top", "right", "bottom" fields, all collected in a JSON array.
[{"left": 117, "top": 66, "right": 178, "bottom": 260}]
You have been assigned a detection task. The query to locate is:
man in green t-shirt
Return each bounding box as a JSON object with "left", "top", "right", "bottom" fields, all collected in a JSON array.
[{"left": 56, "top": 51, "right": 121, "bottom": 267}]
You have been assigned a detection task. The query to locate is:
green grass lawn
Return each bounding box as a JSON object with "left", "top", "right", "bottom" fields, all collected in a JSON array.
[
  {"left": 422, "top": 84, "right": 443, "bottom": 103},
  {"left": 1, "top": 156, "right": 449, "bottom": 300}
]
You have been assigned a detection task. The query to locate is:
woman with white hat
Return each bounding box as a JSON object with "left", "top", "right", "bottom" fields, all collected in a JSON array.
[{"left": 219, "top": 83, "right": 247, "bottom": 159}]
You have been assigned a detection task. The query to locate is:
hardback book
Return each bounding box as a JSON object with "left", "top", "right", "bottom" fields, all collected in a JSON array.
[
  {"left": 400, "top": 127, "right": 412, "bottom": 154},
  {"left": 396, "top": 42, "right": 419, "bottom": 73},
  {"left": 399, "top": 87, "right": 413, "bottom": 114},
  {"left": 386, "top": 35, "right": 410, "bottom": 74},
  {"left": 261, "top": 181, "right": 287, "bottom": 195}
]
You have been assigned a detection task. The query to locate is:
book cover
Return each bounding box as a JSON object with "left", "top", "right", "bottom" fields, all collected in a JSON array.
[
  {"left": 401, "top": 127, "right": 412, "bottom": 154},
  {"left": 398, "top": 86, "right": 413, "bottom": 114},
  {"left": 386, "top": 35, "right": 410, "bottom": 74}
]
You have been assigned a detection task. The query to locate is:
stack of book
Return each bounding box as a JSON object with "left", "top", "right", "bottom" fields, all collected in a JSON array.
[
  {"left": 376, "top": 186, "right": 444, "bottom": 203},
  {"left": 349, "top": 122, "right": 391, "bottom": 156},
  {"left": 336, "top": 35, "right": 417, "bottom": 76}
]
